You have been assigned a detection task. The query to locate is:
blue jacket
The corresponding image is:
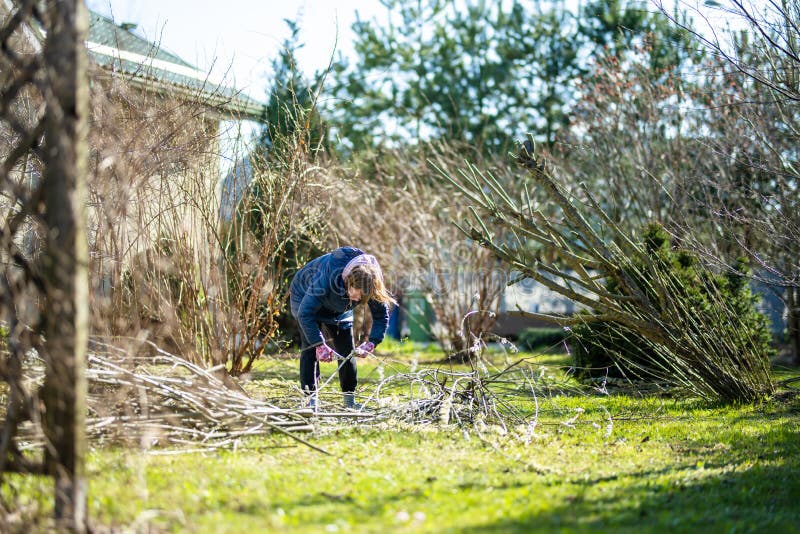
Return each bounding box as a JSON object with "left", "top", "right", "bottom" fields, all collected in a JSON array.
[{"left": 290, "top": 247, "right": 389, "bottom": 348}]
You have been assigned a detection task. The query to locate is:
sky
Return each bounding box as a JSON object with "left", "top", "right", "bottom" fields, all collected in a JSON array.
[
  {"left": 82, "top": 0, "right": 759, "bottom": 173},
  {"left": 83, "top": 1, "right": 761, "bottom": 105},
  {"left": 84, "top": 0, "right": 385, "bottom": 103}
]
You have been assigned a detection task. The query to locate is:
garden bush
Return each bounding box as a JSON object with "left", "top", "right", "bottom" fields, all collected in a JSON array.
[{"left": 572, "top": 223, "right": 775, "bottom": 383}]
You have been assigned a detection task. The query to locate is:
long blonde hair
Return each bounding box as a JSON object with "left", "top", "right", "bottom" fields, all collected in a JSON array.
[{"left": 345, "top": 263, "right": 397, "bottom": 307}]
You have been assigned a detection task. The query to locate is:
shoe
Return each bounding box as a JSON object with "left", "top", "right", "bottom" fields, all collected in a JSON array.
[
  {"left": 306, "top": 395, "right": 317, "bottom": 409},
  {"left": 343, "top": 393, "right": 363, "bottom": 410}
]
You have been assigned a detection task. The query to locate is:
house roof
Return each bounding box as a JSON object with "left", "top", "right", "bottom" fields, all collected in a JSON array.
[{"left": 87, "top": 10, "right": 265, "bottom": 121}]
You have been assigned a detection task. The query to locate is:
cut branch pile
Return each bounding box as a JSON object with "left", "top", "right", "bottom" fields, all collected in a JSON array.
[
  {"left": 15, "top": 342, "right": 330, "bottom": 452},
  {"left": 85, "top": 352, "right": 314, "bottom": 449},
  {"left": 366, "top": 367, "right": 530, "bottom": 427},
  {"left": 10, "top": 341, "right": 620, "bottom": 454},
  {"left": 329, "top": 353, "right": 605, "bottom": 435}
]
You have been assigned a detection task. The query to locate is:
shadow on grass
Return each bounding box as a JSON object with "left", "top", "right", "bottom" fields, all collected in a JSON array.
[
  {"left": 459, "top": 461, "right": 800, "bottom": 533},
  {"left": 463, "top": 422, "right": 800, "bottom": 533},
  {"left": 252, "top": 455, "right": 800, "bottom": 533}
]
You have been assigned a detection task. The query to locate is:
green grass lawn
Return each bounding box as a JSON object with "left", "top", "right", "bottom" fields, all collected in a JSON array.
[{"left": 4, "top": 341, "right": 800, "bottom": 533}]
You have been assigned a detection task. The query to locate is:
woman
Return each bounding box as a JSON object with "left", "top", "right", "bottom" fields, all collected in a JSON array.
[{"left": 290, "top": 247, "right": 395, "bottom": 409}]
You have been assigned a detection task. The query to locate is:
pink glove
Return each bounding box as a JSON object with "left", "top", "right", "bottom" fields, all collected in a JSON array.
[
  {"left": 354, "top": 341, "right": 375, "bottom": 357},
  {"left": 316, "top": 343, "right": 338, "bottom": 362}
]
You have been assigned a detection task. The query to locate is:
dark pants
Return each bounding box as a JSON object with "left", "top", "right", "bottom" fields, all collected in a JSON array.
[{"left": 299, "top": 323, "right": 356, "bottom": 394}]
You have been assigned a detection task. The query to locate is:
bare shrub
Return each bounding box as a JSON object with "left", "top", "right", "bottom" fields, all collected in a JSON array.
[
  {"left": 86, "top": 65, "right": 331, "bottom": 373},
  {"left": 445, "top": 141, "right": 774, "bottom": 402},
  {"left": 220, "top": 134, "right": 330, "bottom": 375},
  {"left": 654, "top": 1, "right": 800, "bottom": 362},
  {"left": 677, "top": 60, "right": 800, "bottom": 363},
  {"left": 325, "top": 144, "right": 507, "bottom": 358},
  {"left": 87, "top": 65, "right": 224, "bottom": 361},
  {"left": 551, "top": 43, "right": 709, "bottom": 231},
  {"left": 549, "top": 28, "right": 800, "bottom": 364}
]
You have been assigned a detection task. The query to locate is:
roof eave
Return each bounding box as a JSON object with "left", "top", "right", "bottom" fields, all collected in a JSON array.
[{"left": 94, "top": 68, "right": 266, "bottom": 122}]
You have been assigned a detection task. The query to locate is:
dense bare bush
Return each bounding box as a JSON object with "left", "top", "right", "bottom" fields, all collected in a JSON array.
[
  {"left": 679, "top": 59, "right": 800, "bottom": 363},
  {"left": 654, "top": 0, "right": 800, "bottom": 362},
  {"left": 446, "top": 142, "right": 774, "bottom": 402},
  {"left": 549, "top": 26, "right": 799, "bottom": 363},
  {"left": 552, "top": 44, "right": 708, "bottom": 231},
  {"left": 86, "top": 68, "right": 332, "bottom": 372},
  {"left": 220, "top": 127, "right": 331, "bottom": 374},
  {"left": 87, "top": 67, "right": 223, "bottom": 359},
  {"left": 324, "top": 145, "right": 507, "bottom": 358}
]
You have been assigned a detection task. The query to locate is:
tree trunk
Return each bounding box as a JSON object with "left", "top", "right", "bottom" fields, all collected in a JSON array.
[
  {"left": 40, "top": 2, "right": 90, "bottom": 531},
  {"left": 788, "top": 287, "right": 800, "bottom": 366}
]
